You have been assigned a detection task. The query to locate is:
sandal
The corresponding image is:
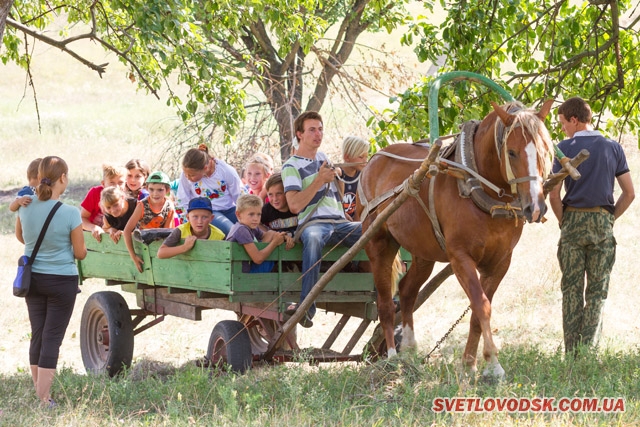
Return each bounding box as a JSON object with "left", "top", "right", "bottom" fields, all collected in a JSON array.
[
  {"left": 298, "top": 312, "right": 314, "bottom": 328},
  {"left": 284, "top": 303, "right": 298, "bottom": 316}
]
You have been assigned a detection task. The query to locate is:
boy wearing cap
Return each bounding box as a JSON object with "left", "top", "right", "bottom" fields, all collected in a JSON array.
[
  {"left": 124, "top": 171, "right": 176, "bottom": 271},
  {"left": 156, "top": 197, "right": 225, "bottom": 260}
]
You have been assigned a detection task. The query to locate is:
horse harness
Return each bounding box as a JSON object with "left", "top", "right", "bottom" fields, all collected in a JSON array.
[{"left": 358, "top": 115, "right": 534, "bottom": 252}]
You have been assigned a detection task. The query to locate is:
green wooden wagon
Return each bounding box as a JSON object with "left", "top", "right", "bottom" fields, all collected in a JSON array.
[{"left": 78, "top": 231, "right": 452, "bottom": 376}]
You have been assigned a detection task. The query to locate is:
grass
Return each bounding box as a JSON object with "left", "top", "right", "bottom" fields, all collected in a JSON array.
[{"left": 1, "top": 347, "right": 639, "bottom": 426}]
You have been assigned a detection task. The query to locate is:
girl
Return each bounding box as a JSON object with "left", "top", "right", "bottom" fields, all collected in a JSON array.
[
  {"left": 100, "top": 186, "right": 137, "bottom": 243},
  {"left": 175, "top": 144, "right": 242, "bottom": 235},
  {"left": 124, "top": 171, "right": 176, "bottom": 272},
  {"left": 124, "top": 158, "right": 151, "bottom": 200},
  {"left": 243, "top": 152, "right": 274, "bottom": 201},
  {"left": 15, "top": 156, "right": 87, "bottom": 407}
]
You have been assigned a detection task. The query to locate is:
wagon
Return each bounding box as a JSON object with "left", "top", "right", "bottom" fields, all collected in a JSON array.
[{"left": 77, "top": 231, "right": 454, "bottom": 375}]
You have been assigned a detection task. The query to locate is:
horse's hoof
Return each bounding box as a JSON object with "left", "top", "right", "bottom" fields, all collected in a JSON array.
[
  {"left": 386, "top": 348, "right": 398, "bottom": 358},
  {"left": 482, "top": 363, "right": 505, "bottom": 382}
]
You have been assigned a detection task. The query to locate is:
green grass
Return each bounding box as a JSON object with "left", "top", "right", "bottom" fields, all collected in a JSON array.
[{"left": 1, "top": 346, "right": 638, "bottom": 426}]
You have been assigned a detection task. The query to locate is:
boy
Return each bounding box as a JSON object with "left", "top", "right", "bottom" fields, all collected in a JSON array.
[
  {"left": 81, "top": 164, "right": 127, "bottom": 240},
  {"left": 124, "top": 171, "right": 176, "bottom": 272},
  {"left": 226, "top": 194, "right": 285, "bottom": 273},
  {"left": 261, "top": 173, "right": 297, "bottom": 245},
  {"left": 9, "top": 158, "right": 42, "bottom": 212},
  {"left": 157, "top": 197, "right": 225, "bottom": 258},
  {"left": 338, "top": 136, "right": 369, "bottom": 220}
]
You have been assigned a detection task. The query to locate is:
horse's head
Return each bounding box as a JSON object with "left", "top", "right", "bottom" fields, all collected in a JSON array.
[{"left": 489, "top": 99, "right": 554, "bottom": 223}]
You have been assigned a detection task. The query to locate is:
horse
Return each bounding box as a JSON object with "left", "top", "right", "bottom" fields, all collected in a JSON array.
[{"left": 357, "top": 100, "right": 554, "bottom": 378}]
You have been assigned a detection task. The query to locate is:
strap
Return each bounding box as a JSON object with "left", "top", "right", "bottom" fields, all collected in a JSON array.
[{"left": 28, "top": 201, "right": 63, "bottom": 265}]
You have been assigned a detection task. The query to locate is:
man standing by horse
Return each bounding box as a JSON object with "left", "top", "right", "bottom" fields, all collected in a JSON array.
[
  {"left": 282, "top": 111, "right": 362, "bottom": 328},
  {"left": 550, "top": 96, "right": 635, "bottom": 356}
]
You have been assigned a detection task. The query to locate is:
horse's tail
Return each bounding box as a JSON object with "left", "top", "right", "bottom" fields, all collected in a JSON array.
[{"left": 391, "top": 252, "right": 403, "bottom": 297}]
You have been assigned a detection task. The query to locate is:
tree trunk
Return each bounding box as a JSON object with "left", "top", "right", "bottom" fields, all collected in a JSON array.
[{"left": 0, "top": 0, "right": 14, "bottom": 51}]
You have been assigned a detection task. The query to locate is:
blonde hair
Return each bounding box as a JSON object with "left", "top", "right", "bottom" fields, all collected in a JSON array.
[
  {"left": 244, "top": 152, "right": 274, "bottom": 176},
  {"left": 100, "top": 186, "right": 126, "bottom": 207},
  {"left": 236, "top": 194, "right": 263, "bottom": 213},
  {"left": 37, "top": 156, "right": 68, "bottom": 201},
  {"left": 102, "top": 164, "right": 127, "bottom": 180},
  {"left": 342, "top": 136, "right": 369, "bottom": 159}
]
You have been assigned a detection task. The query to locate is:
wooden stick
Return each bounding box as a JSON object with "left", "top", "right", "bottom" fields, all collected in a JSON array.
[
  {"left": 263, "top": 140, "right": 443, "bottom": 360},
  {"left": 543, "top": 149, "right": 590, "bottom": 194}
]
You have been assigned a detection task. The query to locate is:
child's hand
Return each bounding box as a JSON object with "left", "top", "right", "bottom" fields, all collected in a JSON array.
[
  {"left": 17, "top": 196, "right": 32, "bottom": 207},
  {"left": 272, "top": 232, "right": 285, "bottom": 246},
  {"left": 132, "top": 255, "right": 144, "bottom": 273},
  {"left": 284, "top": 234, "right": 295, "bottom": 250},
  {"left": 109, "top": 229, "right": 123, "bottom": 244},
  {"left": 183, "top": 235, "right": 197, "bottom": 250},
  {"left": 92, "top": 227, "right": 104, "bottom": 242}
]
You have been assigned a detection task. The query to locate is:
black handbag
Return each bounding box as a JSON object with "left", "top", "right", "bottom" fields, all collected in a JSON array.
[{"left": 13, "top": 202, "right": 62, "bottom": 297}]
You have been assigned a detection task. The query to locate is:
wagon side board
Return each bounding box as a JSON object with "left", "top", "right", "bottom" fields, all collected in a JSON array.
[{"left": 79, "top": 231, "right": 411, "bottom": 321}]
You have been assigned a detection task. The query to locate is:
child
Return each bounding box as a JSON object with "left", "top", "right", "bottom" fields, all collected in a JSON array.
[
  {"left": 124, "top": 159, "right": 151, "bottom": 200},
  {"left": 81, "top": 164, "right": 127, "bottom": 239},
  {"left": 339, "top": 136, "right": 369, "bottom": 220},
  {"left": 226, "top": 194, "right": 285, "bottom": 273},
  {"left": 157, "top": 197, "right": 225, "bottom": 258},
  {"left": 261, "top": 173, "right": 297, "bottom": 247},
  {"left": 9, "top": 158, "right": 42, "bottom": 212},
  {"left": 175, "top": 144, "right": 242, "bottom": 235},
  {"left": 99, "top": 186, "right": 137, "bottom": 244},
  {"left": 124, "top": 171, "right": 176, "bottom": 272},
  {"left": 243, "top": 153, "right": 274, "bottom": 201}
]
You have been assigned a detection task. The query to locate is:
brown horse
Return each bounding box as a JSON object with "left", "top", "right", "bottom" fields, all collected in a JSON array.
[{"left": 358, "top": 100, "right": 554, "bottom": 378}]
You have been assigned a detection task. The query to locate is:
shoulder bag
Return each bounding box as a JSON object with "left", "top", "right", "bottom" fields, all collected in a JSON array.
[{"left": 13, "top": 201, "right": 63, "bottom": 297}]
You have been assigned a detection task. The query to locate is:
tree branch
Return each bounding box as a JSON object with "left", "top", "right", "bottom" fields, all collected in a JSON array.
[{"left": 6, "top": 16, "right": 109, "bottom": 76}]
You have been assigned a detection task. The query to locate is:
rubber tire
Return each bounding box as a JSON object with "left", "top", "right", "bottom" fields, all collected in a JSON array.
[
  {"left": 207, "top": 320, "right": 252, "bottom": 373},
  {"left": 80, "top": 291, "right": 134, "bottom": 377}
]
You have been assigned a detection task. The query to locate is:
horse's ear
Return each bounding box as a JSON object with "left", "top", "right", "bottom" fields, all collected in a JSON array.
[
  {"left": 537, "top": 99, "right": 554, "bottom": 120},
  {"left": 491, "top": 101, "right": 514, "bottom": 126}
]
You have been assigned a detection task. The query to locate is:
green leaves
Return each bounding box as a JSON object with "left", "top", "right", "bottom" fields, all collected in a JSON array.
[{"left": 371, "top": 0, "right": 640, "bottom": 145}]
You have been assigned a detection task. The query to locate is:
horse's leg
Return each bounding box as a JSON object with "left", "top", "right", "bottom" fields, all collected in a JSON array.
[
  {"left": 365, "top": 227, "right": 401, "bottom": 357},
  {"left": 457, "top": 260, "right": 510, "bottom": 380},
  {"left": 477, "top": 263, "right": 511, "bottom": 379},
  {"left": 398, "top": 256, "right": 435, "bottom": 351},
  {"left": 449, "top": 256, "right": 499, "bottom": 377}
]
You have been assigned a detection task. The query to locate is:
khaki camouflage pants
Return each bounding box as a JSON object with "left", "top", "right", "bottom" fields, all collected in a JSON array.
[{"left": 557, "top": 210, "right": 616, "bottom": 355}]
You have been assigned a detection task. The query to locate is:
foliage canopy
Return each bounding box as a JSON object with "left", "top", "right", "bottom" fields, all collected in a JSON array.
[
  {"left": 3, "top": 0, "right": 640, "bottom": 154},
  {"left": 371, "top": 0, "right": 640, "bottom": 146}
]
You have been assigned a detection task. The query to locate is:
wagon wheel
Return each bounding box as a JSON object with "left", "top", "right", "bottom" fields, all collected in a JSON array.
[
  {"left": 238, "top": 314, "right": 298, "bottom": 355},
  {"left": 80, "top": 291, "right": 134, "bottom": 377},
  {"left": 206, "top": 320, "right": 252, "bottom": 373}
]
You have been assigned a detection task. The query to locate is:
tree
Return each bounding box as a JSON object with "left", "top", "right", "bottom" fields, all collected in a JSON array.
[
  {"left": 370, "top": 0, "right": 640, "bottom": 147},
  {"left": 2, "top": 0, "right": 418, "bottom": 162}
]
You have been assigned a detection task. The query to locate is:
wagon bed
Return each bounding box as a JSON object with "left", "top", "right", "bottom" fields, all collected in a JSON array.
[{"left": 77, "top": 231, "right": 425, "bottom": 375}]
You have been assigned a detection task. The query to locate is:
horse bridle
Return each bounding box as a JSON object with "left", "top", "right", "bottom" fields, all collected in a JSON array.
[{"left": 494, "top": 104, "right": 546, "bottom": 195}]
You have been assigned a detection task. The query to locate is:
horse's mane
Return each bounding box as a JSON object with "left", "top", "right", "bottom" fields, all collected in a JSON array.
[{"left": 496, "top": 101, "right": 554, "bottom": 176}]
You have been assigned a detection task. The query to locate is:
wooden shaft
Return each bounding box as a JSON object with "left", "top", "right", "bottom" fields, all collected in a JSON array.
[{"left": 543, "top": 149, "right": 590, "bottom": 194}]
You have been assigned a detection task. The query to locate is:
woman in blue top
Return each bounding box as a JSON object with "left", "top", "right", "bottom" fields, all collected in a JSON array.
[{"left": 16, "top": 156, "right": 87, "bottom": 408}]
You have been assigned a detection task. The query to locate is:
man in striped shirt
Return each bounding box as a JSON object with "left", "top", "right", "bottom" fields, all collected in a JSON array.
[{"left": 282, "top": 111, "right": 362, "bottom": 327}]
